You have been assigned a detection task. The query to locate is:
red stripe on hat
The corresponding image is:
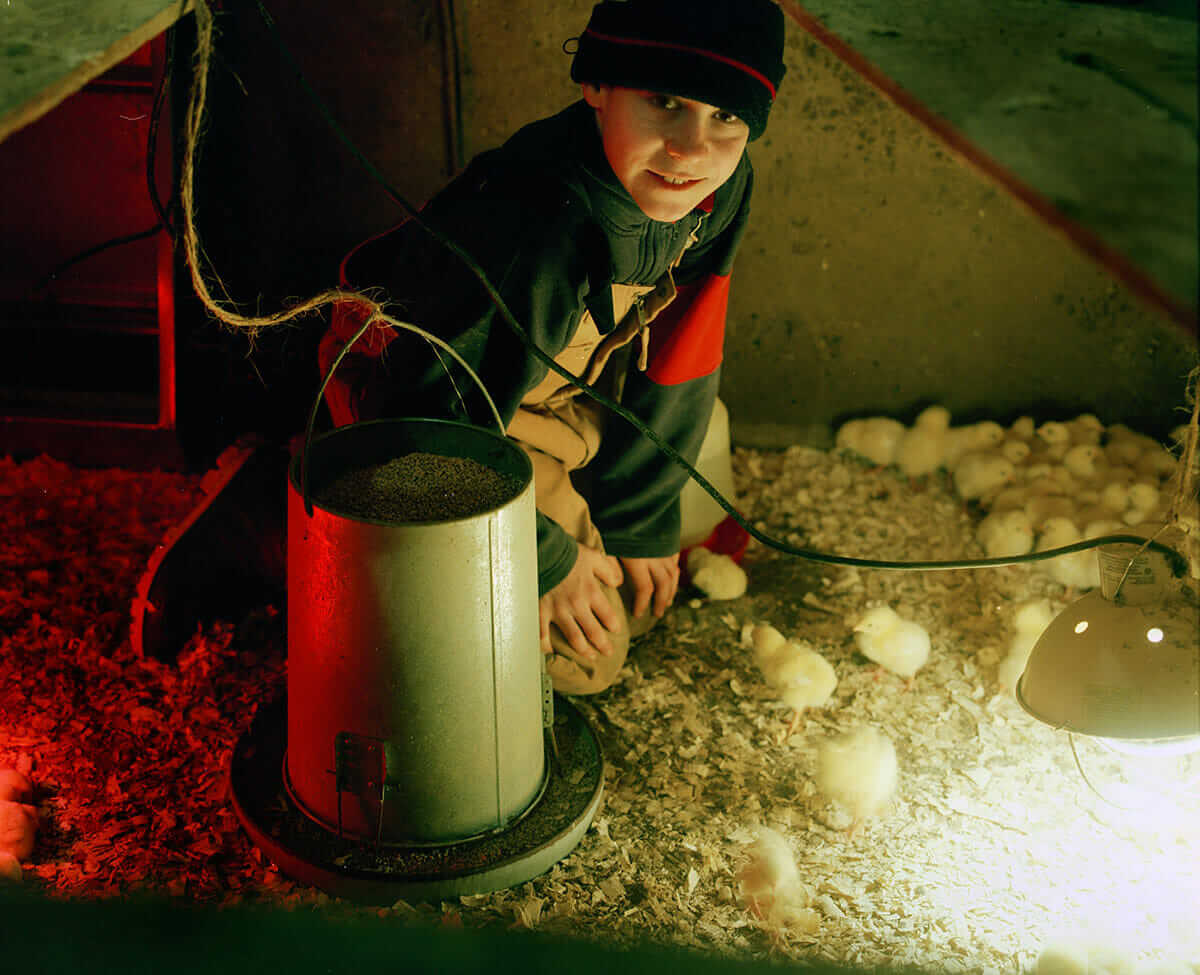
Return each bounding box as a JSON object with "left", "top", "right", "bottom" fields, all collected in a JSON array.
[{"left": 583, "top": 28, "right": 777, "bottom": 98}]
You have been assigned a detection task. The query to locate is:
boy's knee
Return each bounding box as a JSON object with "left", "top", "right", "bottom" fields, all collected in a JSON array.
[{"left": 545, "top": 585, "right": 630, "bottom": 695}]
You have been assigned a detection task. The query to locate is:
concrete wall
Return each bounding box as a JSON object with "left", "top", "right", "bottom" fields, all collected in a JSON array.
[{"left": 191, "top": 0, "right": 1197, "bottom": 447}]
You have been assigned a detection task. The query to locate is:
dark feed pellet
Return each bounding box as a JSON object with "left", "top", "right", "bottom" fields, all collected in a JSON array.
[{"left": 316, "top": 452, "right": 523, "bottom": 522}]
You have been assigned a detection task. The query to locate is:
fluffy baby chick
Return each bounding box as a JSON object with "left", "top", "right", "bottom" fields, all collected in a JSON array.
[
  {"left": 943, "top": 420, "right": 1006, "bottom": 472},
  {"left": 1074, "top": 481, "right": 1129, "bottom": 528},
  {"left": 1035, "top": 941, "right": 1140, "bottom": 975},
  {"left": 852, "top": 605, "right": 930, "bottom": 685},
  {"left": 1036, "top": 516, "right": 1098, "bottom": 591},
  {"left": 1022, "top": 466, "right": 1080, "bottom": 502},
  {"left": 750, "top": 623, "right": 837, "bottom": 737},
  {"left": 687, "top": 547, "right": 748, "bottom": 600},
  {"left": 815, "top": 725, "right": 898, "bottom": 835},
  {"left": 895, "top": 405, "right": 952, "bottom": 479},
  {"left": 1062, "top": 443, "right": 1106, "bottom": 482},
  {"left": 953, "top": 451, "right": 1016, "bottom": 502},
  {"left": 835, "top": 416, "right": 906, "bottom": 468},
  {"left": 1009, "top": 415, "right": 1036, "bottom": 441},
  {"left": 1122, "top": 481, "right": 1161, "bottom": 526},
  {"left": 1104, "top": 423, "right": 1160, "bottom": 467},
  {"left": 987, "top": 483, "right": 1028, "bottom": 514},
  {"left": 1082, "top": 517, "right": 1124, "bottom": 542},
  {"left": 1103, "top": 463, "right": 1137, "bottom": 486},
  {"left": 1065, "top": 413, "right": 1104, "bottom": 446},
  {"left": 1033, "top": 421, "right": 1071, "bottom": 462},
  {"left": 1000, "top": 438, "right": 1032, "bottom": 466},
  {"left": 997, "top": 598, "right": 1055, "bottom": 691},
  {"left": 736, "top": 826, "right": 815, "bottom": 931},
  {"left": 977, "top": 508, "right": 1035, "bottom": 558},
  {"left": 1035, "top": 420, "right": 1071, "bottom": 448},
  {"left": 1022, "top": 461, "right": 1055, "bottom": 484},
  {"left": 1134, "top": 444, "right": 1178, "bottom": 481},
  {"left": 1023, "top": 493, "right": 1078, "bottom": 531}
]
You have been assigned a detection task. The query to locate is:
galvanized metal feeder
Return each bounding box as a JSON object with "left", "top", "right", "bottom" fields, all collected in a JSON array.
[{"left": 230, "top": 416, "right": 604, "bottom": 903}]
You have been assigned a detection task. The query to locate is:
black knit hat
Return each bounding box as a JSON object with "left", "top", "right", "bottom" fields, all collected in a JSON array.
[{"left": 570, "top": 0, "right": 786, "bottom": 141}]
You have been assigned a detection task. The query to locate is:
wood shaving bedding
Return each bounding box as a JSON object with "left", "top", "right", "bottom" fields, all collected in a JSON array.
[{"left": 1, "top": 446, "right": 1197, "bottom": 972}]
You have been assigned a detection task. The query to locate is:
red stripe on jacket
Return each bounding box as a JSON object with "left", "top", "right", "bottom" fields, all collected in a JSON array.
[{"left": 645, "top": 273, "right": 731, "bottom": 385}]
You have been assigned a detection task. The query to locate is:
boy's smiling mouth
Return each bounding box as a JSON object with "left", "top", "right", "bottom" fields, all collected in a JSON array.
[{"left": 651, "top": 171, "right": 702, "bottom": 187}]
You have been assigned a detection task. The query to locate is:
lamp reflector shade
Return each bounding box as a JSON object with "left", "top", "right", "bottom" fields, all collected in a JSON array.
[{"left": 1016, "top": 544, "right": 1200, "bottom": 743}]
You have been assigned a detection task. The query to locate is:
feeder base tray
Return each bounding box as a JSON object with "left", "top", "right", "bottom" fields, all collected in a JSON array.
[{"left": 229, "top": 694, "right": 605, "bottom": 904}]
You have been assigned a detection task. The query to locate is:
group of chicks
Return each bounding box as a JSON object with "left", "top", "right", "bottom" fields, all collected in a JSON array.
[
  {"left": 733, "top": 609, "right": 925, "bottom": 935},
  {"left": 737, "top": 604, "right": 929, "bottom": 829},
  {"left": 693, "top": 409, "right": 1190, "bottom": 940},
  {"left": 0, "top": 755, "right": 38, "bottom": 884},
  {"left": 836, "top": 406, "right": 1188, "bottom": 592}
]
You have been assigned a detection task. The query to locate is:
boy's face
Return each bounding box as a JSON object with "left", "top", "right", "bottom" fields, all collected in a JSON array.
[{"left": 582, "top": 84, "right": 750, "bottom": 223}]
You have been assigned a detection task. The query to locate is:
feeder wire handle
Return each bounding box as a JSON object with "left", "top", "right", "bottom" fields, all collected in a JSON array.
[{"left": 301, "top": 301, "right": 507, "bottom": 517}]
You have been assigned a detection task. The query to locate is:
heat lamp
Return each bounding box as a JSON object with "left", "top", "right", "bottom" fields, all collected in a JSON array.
[{"left": 1016, "top": 530, "right": 1200, "bottom": 754}]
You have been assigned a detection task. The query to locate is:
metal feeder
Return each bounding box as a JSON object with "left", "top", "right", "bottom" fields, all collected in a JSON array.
[{"left": 229, "top": 417, "right": 604, "bottom": 902}]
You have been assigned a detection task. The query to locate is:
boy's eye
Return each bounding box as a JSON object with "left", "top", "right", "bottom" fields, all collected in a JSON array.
[
  {"left": 647, "top": 93, "right": 680, "bottom": 110},
  {"left": 713, "top": 109, "right": 740, "bottom": 124}
]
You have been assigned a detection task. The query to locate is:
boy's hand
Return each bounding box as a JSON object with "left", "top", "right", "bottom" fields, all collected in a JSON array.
[
  {"left": 539, "top": 545, "right": 624, "bottom": 659},
  {"left": 620, "top": 554, "right": 681, "bottom": 622}
]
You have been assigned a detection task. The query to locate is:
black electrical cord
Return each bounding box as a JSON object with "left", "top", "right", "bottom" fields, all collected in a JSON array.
[
  {"left": 250, "top": 0, "right": 1188, "bottom": 577},
  {"left": 31, "top": 28, "right": 180, "bottom": 296},
  {"left": 436, "top": 0, "right": 466, "bottom": 176},
  {"left": 146, "top": 23, "right": 180, "bottom": 238}
]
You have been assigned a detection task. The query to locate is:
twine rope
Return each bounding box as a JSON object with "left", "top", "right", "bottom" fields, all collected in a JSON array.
[
  {"left": 1162, "top": 365, "right": 1200, "bottom": 579},
  {"left": 179, "top": 0, "right": 503, "bottom": 436}
]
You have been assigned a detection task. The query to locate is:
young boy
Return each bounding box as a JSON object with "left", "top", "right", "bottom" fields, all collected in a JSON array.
[{"left": 319, "top": 0, "right": 787, "bottom": 694}]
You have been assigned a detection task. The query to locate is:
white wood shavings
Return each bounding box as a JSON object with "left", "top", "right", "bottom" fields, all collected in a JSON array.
[{"left": 442, "top": 439, "right": 1200, "bottom": 971}]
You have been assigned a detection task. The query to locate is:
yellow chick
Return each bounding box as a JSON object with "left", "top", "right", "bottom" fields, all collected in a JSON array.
[
  {"left": 997, "top": 598, "right": 1055, "bottom": 691},
  {"left": 1065, "top": 413, "right": 1105, "bottom": 446},
  {"left": 1073, "top": 482, "right": 1129, "bottom": 528},
  {"left": 1000, "top": 438, "right": 1032, "bottom": 467},
  {"left": 687, "top": 547, "right": 748, "bottom": 600},
  {"left": 1103, "top": 463, "right": 1137, "bottom": 486},
  {"left": 815, "top": 725, "right": 898, "bottom": 834},
  {"left": 953, "top": 451, "right": 1017, "bottom": 502},
  {"left": 835, "top": 416, "right": 906, "bottom": 468},
  {"left": 1134, "top": 444, "right": 1178, "bottom": 481},
  {"left": 977, "top": 508, "right": 1035, "bottom": 558},
  {"left": 1062, "top": 443, "right": 1107, "bottom": 482},
  {"left": 1021, "top": 461, "right": 1055, "bottom": 484},
  {"left": 1023, "top": 493, "right": 1078, "bottom": 531},
  {"left": 1123, "top": 481, "right": 1161, "bottom": 526},
  {"left": 1035, "top": 516, "right": 1098, "bottom": 591},
  {"left": 851, "top": 605, "right": 931, "bottom": 684},
  {"left": 895, "top": 405, "right": 952, "bottom": 479},
  {"left": 987, "top": 483, "right": 1028, "bottom": 513},
  {"left": 1009, "top": 415, "right": 1036, "bottom": 441},
  {"left": 750, "top": 623, "right": 837, "bottom": 737},
  {"left": 943, "top": 420, "right": 1006, "bottom": 472},
  {"left": 736, "top": 826, "right": 816, "bottom": 930},
  {"left": 1031, "top": 421, "right": 1071, "bottom": 463},
  {"left": 1103, "top": 423, "right": 1160, "bottom": 467},
  {"left": 1035, "top": 940, "right": 1137, "bottom": 975},
  {"left": 1081, "top": 518, "right": 1126, "bottom": 555}
]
